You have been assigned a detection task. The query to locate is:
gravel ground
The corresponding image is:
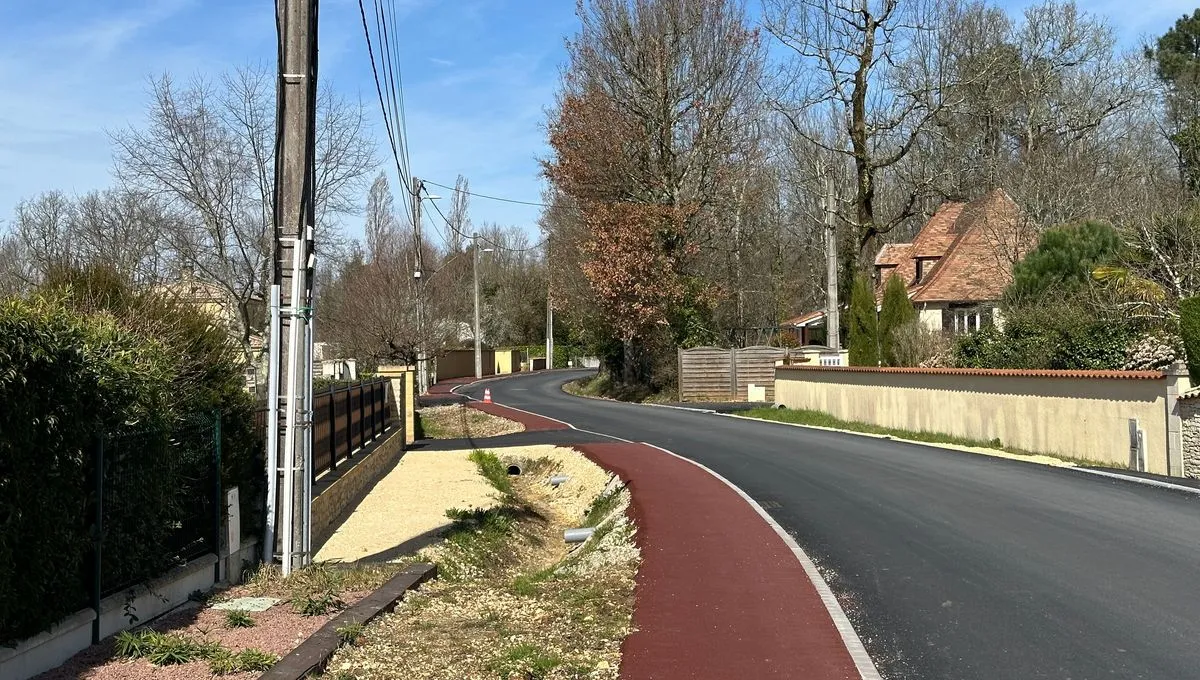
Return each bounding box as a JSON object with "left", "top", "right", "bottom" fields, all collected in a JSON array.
[
  {"left": 34, "top": 585, "right": 371, "bottom": 680},
  {"left": 315, "top": 450, "right": 501, "bottom": 563},
  {"left": 418, "top": 404, "right": 523, "bottom": 439},
  {"left": 323, "top": 445, "right": 640, "bottom": 680}
]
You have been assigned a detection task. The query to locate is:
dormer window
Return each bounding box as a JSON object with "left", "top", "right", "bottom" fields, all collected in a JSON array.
[{"left": 914, "top": 257, "right": 939, "bottom": 284}]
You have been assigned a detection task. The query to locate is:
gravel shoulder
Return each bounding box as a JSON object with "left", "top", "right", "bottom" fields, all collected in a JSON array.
[
  {"left": 418, "top": 404, "right": 524, "bottom": 439},
  {"left": 315, "top": 450, "right": 501, "bottom": 564},
  {"left": 323, "top": 445, "right": 639, "bottom": 680}
]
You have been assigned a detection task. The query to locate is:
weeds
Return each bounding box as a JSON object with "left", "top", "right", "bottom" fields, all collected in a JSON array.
[
  {"left": 222, "top": 609, "right": 255, "bottom": 628},
  {"left": 208, "top": 647, "right": 279, "bottom": 675},
  {"left": 294, "top": 591, "right": 344, "bottom": 616},
  {"left": 114, "top": 627, "right": 278, "bottom": 673},
  {"left": 583, "top": 485, "right": 623, "bottom": 527},
  {"left": 336, "top": 622, "right": 365, "bottom": 646},
  {"left": 469, "top": 449, "right": 515, "bottom": 498},
  {"left": 489, "top": 643, "right": 562, "bottom": 679}
]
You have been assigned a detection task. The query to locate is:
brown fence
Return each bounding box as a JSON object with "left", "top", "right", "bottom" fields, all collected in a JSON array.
[
  {"left": 255, "top": 378, "right": 397, "bottom": 482},
  {"left": 678, "top": 346, "right": 786, "bottom": 402}
]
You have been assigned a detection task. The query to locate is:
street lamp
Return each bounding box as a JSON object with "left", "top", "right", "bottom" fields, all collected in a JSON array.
[{"left": 473, "top": 233, "right": 495, "bottom": 379}]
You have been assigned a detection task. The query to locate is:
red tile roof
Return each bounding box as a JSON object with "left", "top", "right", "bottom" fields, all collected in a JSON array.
[
  {"left": 781, "top": 310, "right": 825, "bottom": 327},
  {"left": 777, "top": 365, "right": 1165, "bottom": 380},
  {"left": 910, "top": 202, "right": 964, "bottom": 257},
  {"left": 873, "top": 189, "right": 1028, "bottom": 305}
]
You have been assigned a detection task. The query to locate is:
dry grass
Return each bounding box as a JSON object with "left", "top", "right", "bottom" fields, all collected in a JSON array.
[
  {"left": 418, "top": 404, "right": 524, "bottom": 439},
  {"left": 321, "top": 446, "right": 639, "bottom": 680}
]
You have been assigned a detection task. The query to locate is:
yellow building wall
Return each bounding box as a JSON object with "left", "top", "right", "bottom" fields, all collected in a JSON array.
[{"left": 775, "top": 367, "right": 1171, "bottom": 474}]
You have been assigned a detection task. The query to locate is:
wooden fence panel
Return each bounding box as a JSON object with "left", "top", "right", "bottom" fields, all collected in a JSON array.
[
  {"left": 679, "top": 346, "right": 785, "bottom": 402},
  {"left": 679, "top": 347, "right": 734, "bottom": 401},
  {"left": 735, "top": 346, "right": 786, "bottom": 401}
]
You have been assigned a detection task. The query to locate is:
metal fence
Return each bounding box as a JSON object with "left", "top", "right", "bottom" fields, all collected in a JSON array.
[
  {"left": 88, "top": 415, "right": 221, "bottom": 640},
  {"left": 256, "top": 378, "right": 394, "bottom": 482}
]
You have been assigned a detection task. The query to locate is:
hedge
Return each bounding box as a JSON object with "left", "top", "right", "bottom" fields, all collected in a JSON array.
[
  {"left": 1182, "top": 297, "right": 1200, "bottom": 382},
  {"left": 0, "top": 272, "right": 263, "bottom": 644}
]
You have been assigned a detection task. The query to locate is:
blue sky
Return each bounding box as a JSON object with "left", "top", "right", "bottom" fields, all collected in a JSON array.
[{"left": 0, "top": 0, "right": 1195, "bottom": 246}]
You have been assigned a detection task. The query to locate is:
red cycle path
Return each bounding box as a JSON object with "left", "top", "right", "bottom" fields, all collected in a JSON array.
[
  {"left": 576, "top": 442, "right": 860, "bottom": 680},
  {"left": 438, "top": 389, "right": 863, "bottom": 678}
]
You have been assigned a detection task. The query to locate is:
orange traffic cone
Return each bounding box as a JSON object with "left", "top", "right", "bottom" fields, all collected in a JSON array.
[{"left": 483, "top": 388, "right": 492, "bottom": 404}]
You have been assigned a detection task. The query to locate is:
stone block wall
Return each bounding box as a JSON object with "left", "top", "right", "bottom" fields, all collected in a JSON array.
[
  {"left": 311, "top": 428, "right": 405, "bottom": 550},
  {"left": 1183, "top": 397, "right": 1200, "bottom": 479}
]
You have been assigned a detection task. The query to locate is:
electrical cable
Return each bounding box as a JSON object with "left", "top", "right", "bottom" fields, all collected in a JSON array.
[
  {"left": 421, "top": 179, "right": 554, "bottom": 208},
  {"left": 356, "top": 0, "right": 413, "bottom": 227}
]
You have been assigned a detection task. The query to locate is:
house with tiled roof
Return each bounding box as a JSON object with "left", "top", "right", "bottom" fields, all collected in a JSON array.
[
  {"left": 781, "top": 188, "right": 1030, "bottom": 343},
  {"left": 875, "top": 188, "right": 1030, "bottom": 334}
]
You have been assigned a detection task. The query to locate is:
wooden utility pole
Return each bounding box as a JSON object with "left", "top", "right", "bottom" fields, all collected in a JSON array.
[
  {"left": 411, "top": 176, "right": 428, "bottom": 394},
  {"left": 270, "top": 0, "right": 318, "bottom": 575},
  {"left": 824, "top": 173, "right": 841, "bottom": 352}
]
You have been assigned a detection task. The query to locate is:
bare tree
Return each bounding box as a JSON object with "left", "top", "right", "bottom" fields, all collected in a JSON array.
[
  {"left": 364, "top": 172, "right": 397, "bottom": 261},
  {"left": 763, "top": 0, "right": 980, "bottom": 256},
  {"left": 111, "top": 68, "right": 377, "bottom": 361}
]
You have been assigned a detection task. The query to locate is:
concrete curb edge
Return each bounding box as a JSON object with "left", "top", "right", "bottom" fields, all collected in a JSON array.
[{"left": 258, "top": 562, "right": 436, "bottom": 679}]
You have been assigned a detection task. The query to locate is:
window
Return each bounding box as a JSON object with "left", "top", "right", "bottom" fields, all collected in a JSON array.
[
  {"left": 943, "top": 305, "right": 994, "bottom": 335},
  {"left": 914, "top": 257, "right": 939, "bottom": 284}
]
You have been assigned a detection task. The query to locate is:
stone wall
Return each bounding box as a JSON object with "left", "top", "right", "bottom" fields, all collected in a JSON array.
[
  {"left": 311, "top": 427, "right": 405, "bottom": 550},
  {"left": 1184, "top": 397, "right": 1200, "bottom": 479}
]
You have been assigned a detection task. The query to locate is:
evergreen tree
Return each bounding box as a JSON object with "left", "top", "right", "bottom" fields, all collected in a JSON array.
[
  {"left": 1006, "top": 220, "right": 1122, "bottom": 303},
  {"left": 879, "top": 274, "right": 917, "bottom": 366},
  {"left": 848, "top": 273, "right": 879, "bottom": 366}
]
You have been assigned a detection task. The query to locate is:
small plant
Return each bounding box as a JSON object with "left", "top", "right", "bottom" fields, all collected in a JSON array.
[
  {"left": 143, "top": 633, "right": 206, "bottom": 666},
  {"left": 209, "top": 647, "right": 278, "bottom": 675},
  {"left": 113, "top": 629, "right": 158, "bottom": 658},
  {"left": 490, "top": 643, "right": 561, "bottom": 680},
  {"left": 469, "top": 449, "right": 515, "bottom": 498},
  {"left": 233, "top": 648, "right": 278, "bottom": 672},
  {"left": 294, "top": 591, "right": 344, "bottom": 616},
  {"left": 223, "top": 609, "right": 255, "bottom": 628},
  {"left": 336, "top": 621, "right": 365, "bottom": 646}
]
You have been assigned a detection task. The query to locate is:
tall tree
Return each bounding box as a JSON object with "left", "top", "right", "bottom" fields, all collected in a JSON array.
[
  {"left": 848, "top": 272, "right": 879, "bottom": 366},
  {"left": 543, "top": 0, "right": 765, "bottom": 385},
  {"left": 879, "top": 273, "right": 916, "bottom": 366}
]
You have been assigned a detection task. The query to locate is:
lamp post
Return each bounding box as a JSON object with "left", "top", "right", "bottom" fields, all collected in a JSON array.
[{"left": 473, "top": 233, "right": 495, "bottom": 379}]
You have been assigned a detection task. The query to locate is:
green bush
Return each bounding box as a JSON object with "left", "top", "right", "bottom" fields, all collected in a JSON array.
[
  {"left": 1181, "top": 297, "right": 1200, "bottom": 382},
  {"left": 0, "top": 296, "right": 174, "bottom": 642},
  {"left": 1007, "top": 220, "right": 1122, "bottom": 303},
  {"left": 0, "top": 266, "right": 263, "bottom": 643},
  {"left": 953, "top": 299, "right": 1133, "bottom": 370}
]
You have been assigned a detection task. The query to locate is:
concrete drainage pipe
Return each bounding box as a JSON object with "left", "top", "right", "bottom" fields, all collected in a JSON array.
[{"left": 564, "top": 527, "right": 595, "bottom": 544}]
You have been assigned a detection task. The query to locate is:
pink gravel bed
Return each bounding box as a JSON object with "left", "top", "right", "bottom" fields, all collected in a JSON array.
[{"left": 34, "top": 590, "right": 370, "bottom": 680}]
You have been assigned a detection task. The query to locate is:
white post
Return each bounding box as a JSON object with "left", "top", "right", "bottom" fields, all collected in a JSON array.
[
  {"left": 264, "top": 285, "right": 281, "bottom": 564},
  {"left": 824, "top": 174, "right": 840, "bottom": 351}
]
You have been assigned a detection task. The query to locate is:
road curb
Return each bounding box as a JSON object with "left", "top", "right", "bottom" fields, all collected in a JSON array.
[{"left": 259, "top": 562, "right": 436, "bottom": 679}]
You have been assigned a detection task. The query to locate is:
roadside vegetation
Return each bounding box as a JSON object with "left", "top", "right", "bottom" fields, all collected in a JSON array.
[
  {"left": 563, "top": 373, "right": 674, "bottom": 404},
  {"left": 740, "top": 407, "right": 1113, "bottom": 468},
  {"left": 417, "top": 404, "right": 524, "bottom": 440},
  {"left": 322, "top": 447, "right": 639, "bottom": 680}
]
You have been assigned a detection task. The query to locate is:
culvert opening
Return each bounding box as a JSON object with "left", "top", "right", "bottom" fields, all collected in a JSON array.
[{"left": 507, "top": 464, "right": 522, "bottom": 476}]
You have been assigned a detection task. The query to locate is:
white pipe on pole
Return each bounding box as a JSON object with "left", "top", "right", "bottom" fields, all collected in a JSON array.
[
  {"left": 301, "top": 315, "right": 313, "bottom": 565},
  {"left": 264, "top": 285, "right": 281, "bottom": 564},
  {"left": 280, "top": 238, "right": 305, "bottom": 576}
]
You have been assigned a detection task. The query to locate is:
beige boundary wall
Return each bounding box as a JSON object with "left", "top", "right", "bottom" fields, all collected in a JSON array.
[
  {"left": 775, "top": 365, "right": 1192, "bottom": 476},
  {"left": 436, "top": 349, "right": 496, "bottom": 381}
]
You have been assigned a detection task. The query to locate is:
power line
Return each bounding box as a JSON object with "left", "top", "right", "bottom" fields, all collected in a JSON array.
[
  {"left": 356, "top": 0, "right": 413, "bottom": 227},
  {"left": 425, "top": 194, "right": 548, "bottom": 253},
  {"left": 422, "top": 179, "right": 553, "bottom": 208}
]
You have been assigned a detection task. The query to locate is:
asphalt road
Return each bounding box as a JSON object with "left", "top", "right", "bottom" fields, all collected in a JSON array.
[{"left": 461, "top": 370, "right": 1200, "bottom": 680}]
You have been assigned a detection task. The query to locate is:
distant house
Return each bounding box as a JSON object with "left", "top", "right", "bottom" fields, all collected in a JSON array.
[
  {"left": 875, "top": 188, "right": 1029, "bottom": 334},
  {"left": 781, "top": 188, "right": 1031, "bottom": 340}
]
